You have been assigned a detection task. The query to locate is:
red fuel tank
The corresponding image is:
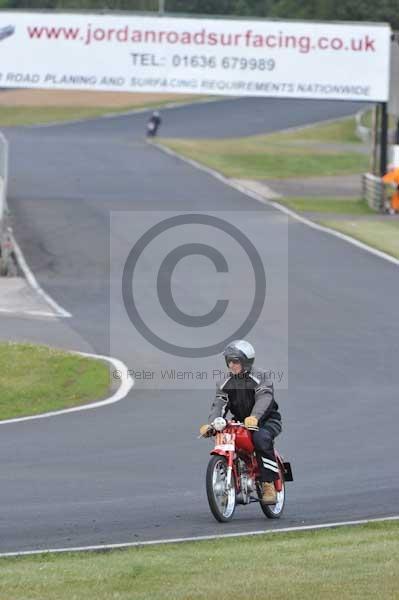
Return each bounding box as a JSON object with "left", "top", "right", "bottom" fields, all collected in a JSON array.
[{"left": 233, "top": 426, "right": 255, "bottom": 454}]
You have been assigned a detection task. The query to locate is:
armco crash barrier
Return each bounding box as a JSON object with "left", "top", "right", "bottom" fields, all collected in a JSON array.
[
  {"left": 362, "top": 173, "right": 384, "bottom": 211},
  {"left": 362, "top": 172, "right": 398, "bottom": 213}
]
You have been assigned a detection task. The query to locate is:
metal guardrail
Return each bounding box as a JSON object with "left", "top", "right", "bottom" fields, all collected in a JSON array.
[
  {"left": 362, "top": 173, "right": 385, "bottom": 212},
  {"left": 0, "top": 132, "right": 10, "bottom": 276},
  {"left": 362, "top": 172, "right": 397, "bottom": 213}
]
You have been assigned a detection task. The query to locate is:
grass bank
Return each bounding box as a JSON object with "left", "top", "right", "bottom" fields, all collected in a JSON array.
[
  {"left": 0, "top": 521, "right": 398, "bottom": 599},
  {"left": 263, "top": 115, "right": 361, "bottom": 143},
  {"left": 318, "top": 219, "right": 399, "bottom": 258},
  {"left": 0, "top": 342, "right": 110, "bottom": 419},
  {"left": 278, "top": 199, "right": 399, "bottom": 260},
  {"left": 160, "top": 115, "right": 399, "bottom": 260},
  {"left": 278, "top": 196, "right": 374, "bottom": 215},
  {"left": 160, "top": 116, "right": 368, "bottom": 179}
]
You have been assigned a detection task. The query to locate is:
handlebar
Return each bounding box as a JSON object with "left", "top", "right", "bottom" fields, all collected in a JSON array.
[{"left": 198, "top": 420, "right": 245, "bottom": 439}]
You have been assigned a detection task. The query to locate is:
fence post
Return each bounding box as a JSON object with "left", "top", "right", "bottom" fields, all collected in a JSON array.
[
  {"left": 0, "top": 133, "right": 10, "bottom": 276},
  {"left": 380, "top": 102, "right": 388, "bottom": 176}
]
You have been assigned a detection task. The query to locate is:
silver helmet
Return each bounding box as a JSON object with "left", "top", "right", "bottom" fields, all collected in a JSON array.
[{"left": 223, "top": 340, "right": 255, "bottom": 372}]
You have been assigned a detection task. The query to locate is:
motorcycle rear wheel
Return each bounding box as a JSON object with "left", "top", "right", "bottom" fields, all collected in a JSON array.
[
  {"left": 259, "top": 475, "right": 285, "bottom": 519},
  {"left": 206, "top": 455, "right": 236, "bottom": 523}
]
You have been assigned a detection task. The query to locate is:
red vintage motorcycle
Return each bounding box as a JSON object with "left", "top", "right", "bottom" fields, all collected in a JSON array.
[{"left": 203, "top": 418, "right": 293, "bottom": 522}]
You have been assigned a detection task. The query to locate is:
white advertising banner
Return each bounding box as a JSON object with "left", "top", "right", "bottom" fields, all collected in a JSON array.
[{"left": 0, "top": 12, "right": 392, "bottom": 101}]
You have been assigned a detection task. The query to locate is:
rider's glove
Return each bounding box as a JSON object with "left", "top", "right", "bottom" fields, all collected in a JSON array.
[
  {"left": 244, "top": 416, "right": 259, "bottom": 431},
  {"left": 199, "top": 424, "right": 214, "bottom": 438}
]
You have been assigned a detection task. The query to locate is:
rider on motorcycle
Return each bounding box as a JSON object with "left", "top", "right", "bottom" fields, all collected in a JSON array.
[
  {"left": 200, "top": 340, "right": 282, "bottom": 505},
  {"left": 146, "top": 111, "right": 162, "bottom": 137}
]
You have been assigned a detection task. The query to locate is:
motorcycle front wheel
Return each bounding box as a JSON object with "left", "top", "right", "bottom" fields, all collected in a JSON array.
[
  {"left": 206, "top": 455, "right": 236, "bottom": 523},
  {"left": 259, "top": 475, "right": 285, "bottom": 519}
]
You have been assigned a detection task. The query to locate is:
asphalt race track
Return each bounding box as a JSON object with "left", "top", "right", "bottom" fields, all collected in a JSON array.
[{"left": 1, "top": 97, "right": 398, "bottom": 553}]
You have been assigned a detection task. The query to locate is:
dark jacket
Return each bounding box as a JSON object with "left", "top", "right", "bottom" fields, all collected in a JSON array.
[
  {"left": 209, "top": 368, "right": 281, "bottom": 429},
  {"left": 148, "top": 114, "right": 161, "bottom": 128}
]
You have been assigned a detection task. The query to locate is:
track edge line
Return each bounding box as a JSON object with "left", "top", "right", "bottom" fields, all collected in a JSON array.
[
  {"left": 1, "top": 515, "right": 398, "bottom": 558},
  {"left": 0, "top": 350, "right": 134, "bottom": 425},
  {"left": 9, "top": 229, "right": 73, "bottom": 318}
]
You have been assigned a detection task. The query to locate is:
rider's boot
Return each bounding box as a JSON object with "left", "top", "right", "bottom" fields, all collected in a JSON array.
[{"left": 262, "top": 481, "right": 277, "bottom": 504}]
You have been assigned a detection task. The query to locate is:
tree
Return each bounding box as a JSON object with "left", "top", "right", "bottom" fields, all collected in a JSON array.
[
  {"left": 5, "top": 0, "right": 399, "bottom": 29},
  {"left": 167, "top": 0, "right": 272, "bottom": 17},
  {"left": 270, "top": 0, "right": 399, "bottom": 30}
]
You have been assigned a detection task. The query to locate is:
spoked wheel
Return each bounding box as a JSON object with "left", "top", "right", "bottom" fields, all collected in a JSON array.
[
  {"left": 259, "top": 476, "right": 286, "bottom": 519},
  {"left": 206, "top": 455, "right": 236, "bottom": 523}
]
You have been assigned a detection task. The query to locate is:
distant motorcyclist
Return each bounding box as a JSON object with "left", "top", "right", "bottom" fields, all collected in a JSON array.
[
  {"left": 200, "top": 340, "right": 282, "bottom": 505},
  {"left": 146, "top": 111, "right": 161, "bottom": 137}
]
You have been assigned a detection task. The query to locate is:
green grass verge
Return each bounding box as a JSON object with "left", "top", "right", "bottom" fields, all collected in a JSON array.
[
  {"left": 160, "top": 118, "right": 368, "bottom": 179},
  {"left": 1, "top": 521, "right": 398, "bottom": 599},
  {"left": 161, "top": 137, "right": 367, "bottom": 179},
  {"left": 0, "top": 96, "right": 204, "bottom": 126},
  {"left": 264, "top": 116, "right": 361, "bottom": 143},
  {"left": 318, "top": 219, "right": 399, "bottom": 258},
  {"left": 279, "top": 196, "right": 374, "bottom": 215},
  {"left": 0, "top": 342, "right": 110, "bottom": 419}
]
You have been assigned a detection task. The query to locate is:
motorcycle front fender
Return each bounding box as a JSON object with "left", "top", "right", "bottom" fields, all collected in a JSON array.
[{"left": 210, "top": 449, "right": 230, "bottom": 458}]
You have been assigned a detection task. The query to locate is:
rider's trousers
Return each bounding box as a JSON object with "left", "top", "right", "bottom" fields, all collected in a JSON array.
[{"left": 252, "top": 420, "right": 282, "bottom": 482}]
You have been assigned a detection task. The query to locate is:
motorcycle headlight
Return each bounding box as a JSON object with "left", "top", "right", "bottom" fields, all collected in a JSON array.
[{"left": 212, "top": 417, "right": 226, "bottom": 432}]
